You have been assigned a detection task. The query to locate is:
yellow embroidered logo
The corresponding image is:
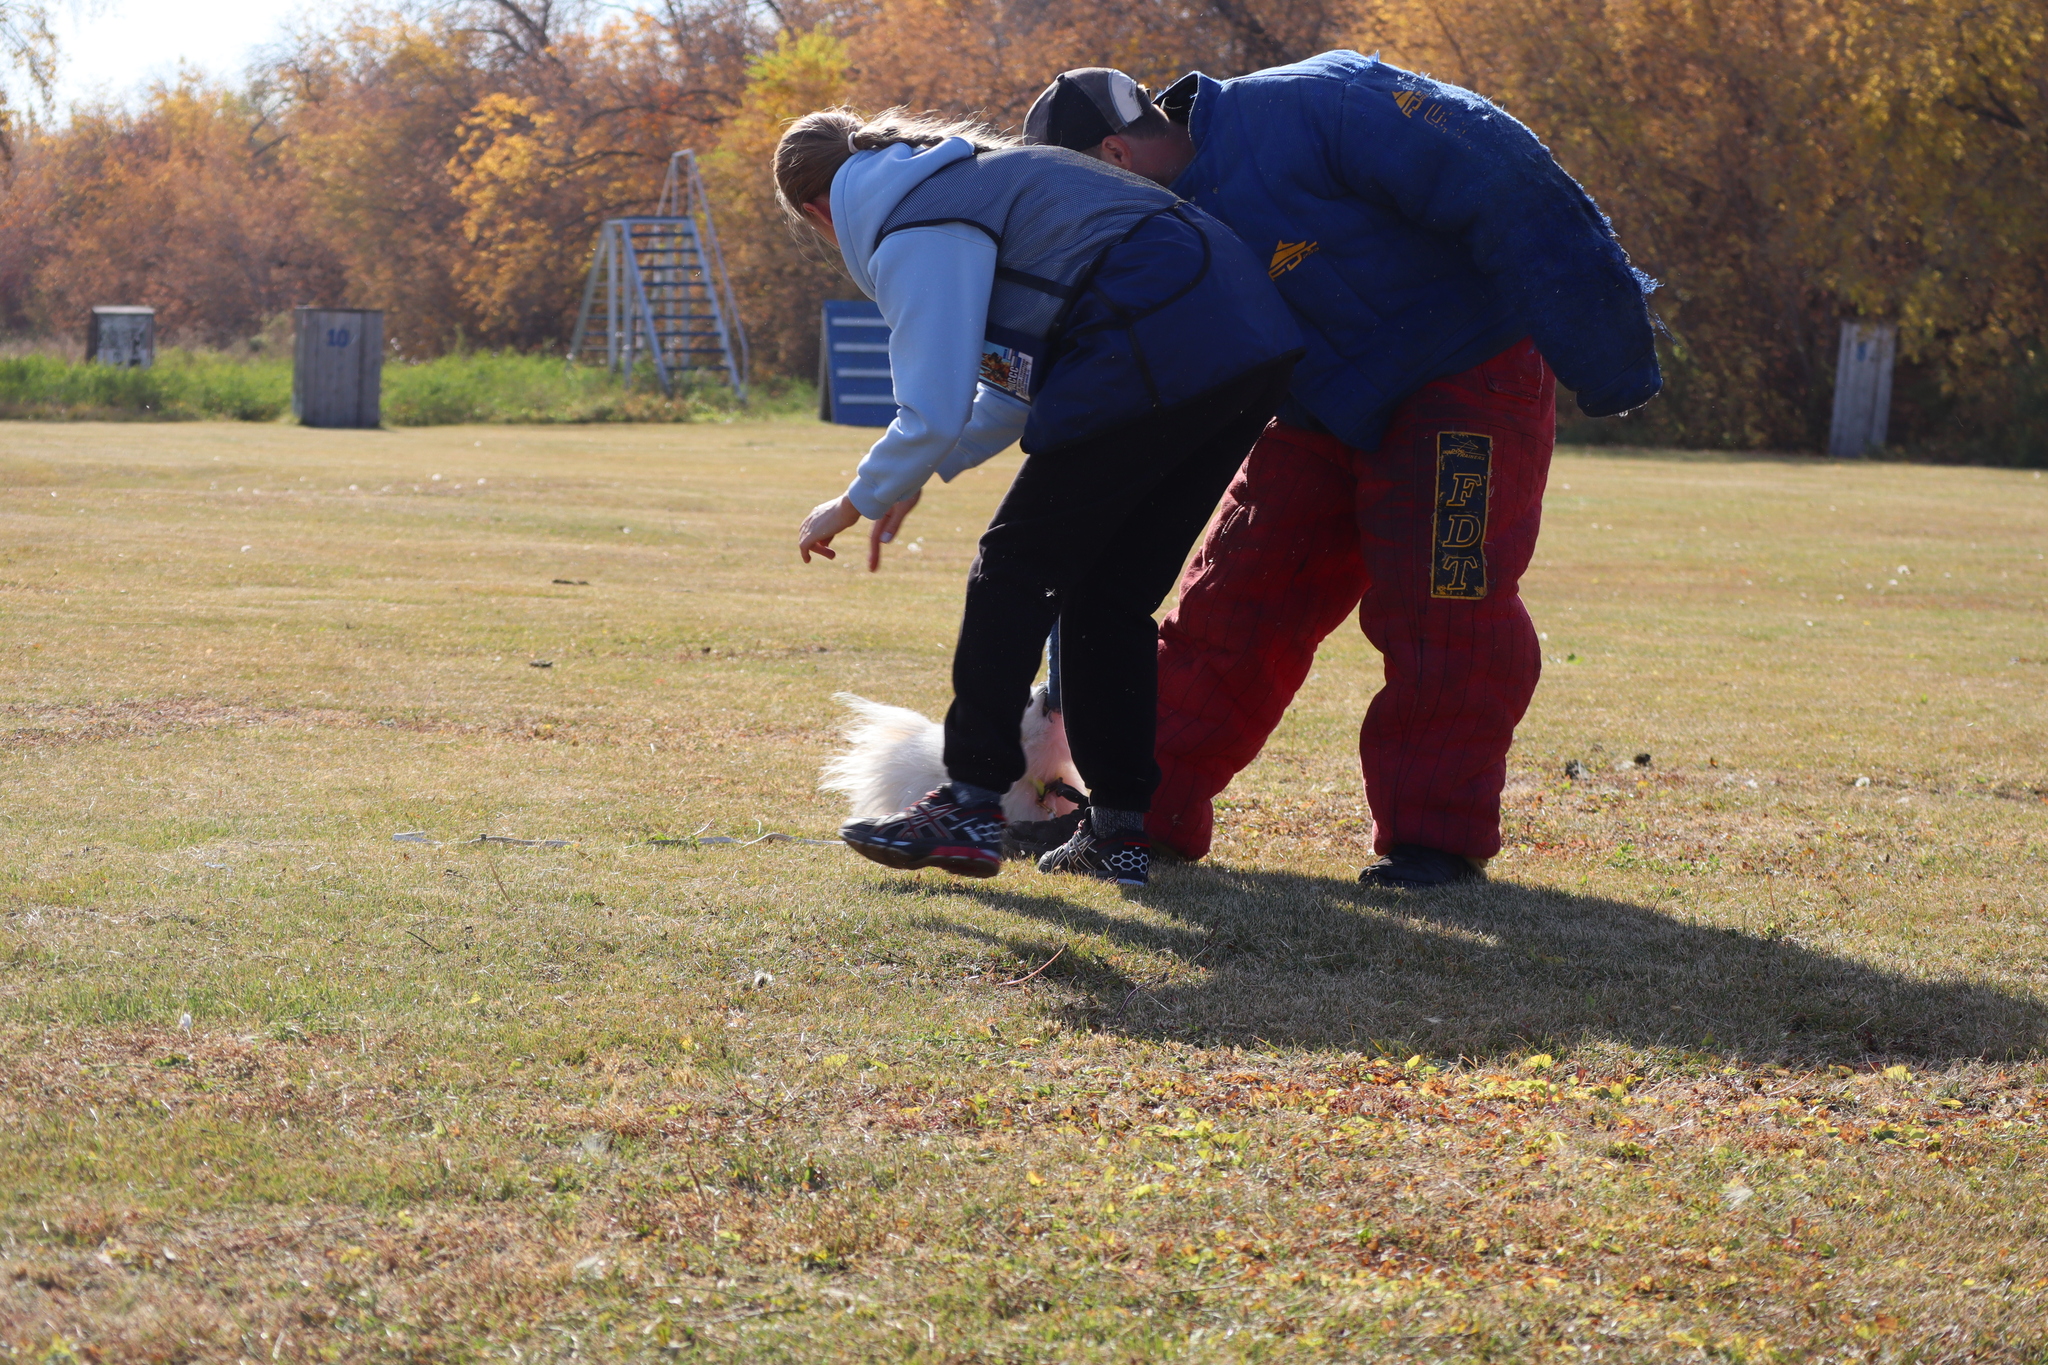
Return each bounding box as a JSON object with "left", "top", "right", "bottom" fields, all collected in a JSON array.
[
  {"left": 1392, "top": 89, "right": 1424, "bottom": 117},
  {"left": 1269, "top": 240, "right": 1319, "bottom": 278},
  {"left": 1431, "top": 431, "right": 1492, "bottom": 600}
]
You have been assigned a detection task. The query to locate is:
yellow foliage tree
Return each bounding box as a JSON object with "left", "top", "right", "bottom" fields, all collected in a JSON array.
[
  {"left": 1837, "top": 0, "right": 2047, "bottom": 458},
  {"left": 283, "top": 9, "right": 698, "bottom": 355},
  {"left": 1355, "top": 0, "right": 2046, "bottom": 455},
  {"left": 701, "top": 26, "right": 859, "bottom": 380},
  {"left": 842, "top": 0, "right": 1343, "bottom": 125},
  {"left": 447, "top": 92, "right": 627, "bottom": 345}
]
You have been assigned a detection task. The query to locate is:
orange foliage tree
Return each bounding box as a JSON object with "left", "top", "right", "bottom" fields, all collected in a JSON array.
[
  {"left": 275, "top": 8, "right": 702, "bottom": 355},
  {"left": 0, "top": 81, "right": 343, "bottom": 343}
]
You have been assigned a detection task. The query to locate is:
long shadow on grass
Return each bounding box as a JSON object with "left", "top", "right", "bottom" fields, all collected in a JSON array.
[{"left": 927, "top": 868, "right": 2046, "bottom": 1065}]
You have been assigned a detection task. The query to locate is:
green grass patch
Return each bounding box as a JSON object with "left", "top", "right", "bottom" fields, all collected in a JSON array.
[
  {"left": 0, "top": 348, "right": 814, "bottom": 425},
  {"left": 382, "top": 351, "right": 813, "bottom": 425}
]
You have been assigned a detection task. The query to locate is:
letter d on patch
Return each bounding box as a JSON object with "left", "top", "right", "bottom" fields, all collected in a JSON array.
[{"left": 1431, "top": 431, "right": 1491, "bottom": 599}]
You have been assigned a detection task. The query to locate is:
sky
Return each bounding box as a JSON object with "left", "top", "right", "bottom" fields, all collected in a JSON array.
[
  {"left": 45, "top": 0, "right": 664, "bottom": 112},
  {"left": 49, "top": 0, "right": 321, "bottom": 109}
]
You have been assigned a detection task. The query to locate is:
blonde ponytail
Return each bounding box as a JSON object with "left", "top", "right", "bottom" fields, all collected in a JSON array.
[{"left": 774, "top": 107, "right": 1018, "bottom": 228}]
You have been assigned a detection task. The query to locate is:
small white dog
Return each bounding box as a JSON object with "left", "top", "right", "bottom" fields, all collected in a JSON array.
[{"left": 819, "top": 686, "right": 1086, "bottom": 826}]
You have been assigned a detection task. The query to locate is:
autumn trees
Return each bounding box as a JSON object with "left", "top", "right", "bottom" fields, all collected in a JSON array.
[
  {"left": 0, "top": 0, "right": 2040, "bottom": 458},
  {"left": 1358, "top": 0, "right": 2047, "bottom": 455},
  {"left": 1, "top": 1, "right": 745, "bottom": 353},
  {"left": 0, "top": 84, "right": 344, "bottom": 346}
]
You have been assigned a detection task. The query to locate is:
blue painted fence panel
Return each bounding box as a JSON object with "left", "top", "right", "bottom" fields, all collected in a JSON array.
[{"left": 819, "top": 300, "right": 898, "bottom": 427}]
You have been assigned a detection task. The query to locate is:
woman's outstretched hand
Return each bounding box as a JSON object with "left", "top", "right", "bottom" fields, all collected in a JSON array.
[
  {"left": 798, "top": 496, "right": 861, "bottom": 563},
  {"left": 867, "top": 491, "right": 921, "bottom": 572}
]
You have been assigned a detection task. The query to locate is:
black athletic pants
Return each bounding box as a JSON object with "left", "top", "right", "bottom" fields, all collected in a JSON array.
[{"left": 942, "top": 360, "right": 1294, "bottom": 811}]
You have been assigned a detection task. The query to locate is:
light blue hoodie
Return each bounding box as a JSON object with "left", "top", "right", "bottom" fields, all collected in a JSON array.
[{"left": 830, "top": 138, "right": 1029, "bottom": 520}]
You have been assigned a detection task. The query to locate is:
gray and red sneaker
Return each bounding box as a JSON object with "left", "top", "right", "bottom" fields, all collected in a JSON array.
[{"left": 840, "top": 785, "right": 1006, "bottom": 879}]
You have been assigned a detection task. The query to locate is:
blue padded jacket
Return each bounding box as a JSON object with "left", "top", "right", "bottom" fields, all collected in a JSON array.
[{"left": 1166, "top": 50, "right": 1661, "bottom": 449}]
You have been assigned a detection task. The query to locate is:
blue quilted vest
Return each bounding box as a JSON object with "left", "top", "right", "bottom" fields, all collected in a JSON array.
[{"left": 877, "top": 147, "right": 1301, "bottom": 453}]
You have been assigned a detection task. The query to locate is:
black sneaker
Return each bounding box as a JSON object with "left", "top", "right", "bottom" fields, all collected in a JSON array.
[
  {"left": 1358, "top": 844, "right": 1487, "bottom": 888},
  {"left": 1037, "top": 820, "right": 1150, "bottom": 887},
  {"left": 1002, "top": 781, "right": 1091, "bottom": 860},
  {"left": 840, "top": 785, "right": 1005, "bottom": 878}
]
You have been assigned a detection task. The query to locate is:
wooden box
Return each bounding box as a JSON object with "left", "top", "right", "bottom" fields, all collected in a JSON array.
[
  {"left": 293, "top": 307, "right": 385, "bottom": 429},
  {"left": 87, "top": 306, "right": 155, "bottom": 368}
]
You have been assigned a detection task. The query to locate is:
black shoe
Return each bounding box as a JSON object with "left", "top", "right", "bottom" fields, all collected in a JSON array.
[
  {"left": 1358, "top": 844, "right": 1487, "bottom": 888},
  {"left": 1037, "top": 820, "right": 1149, "bottom": 887},
  {"left": 1004, "top": 808, "right": 1086, "bottom": 860},
  {"left": 841, "top": 786, "right": 1005, "bottom": 878}
]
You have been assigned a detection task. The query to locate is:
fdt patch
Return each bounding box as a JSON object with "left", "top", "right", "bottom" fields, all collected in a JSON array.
[{"left": 1431, "top": 431, "right": 1491, "bottom": 599}]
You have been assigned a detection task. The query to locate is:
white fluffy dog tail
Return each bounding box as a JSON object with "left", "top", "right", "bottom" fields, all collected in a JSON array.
[
  {"left": 820, "top": 688, "right": 1086, "bottom": 823},
  {"left": 819, "top": 694, "right": 949, "bottom": 820}
]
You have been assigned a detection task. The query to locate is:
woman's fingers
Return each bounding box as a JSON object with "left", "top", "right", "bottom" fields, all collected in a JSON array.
[
  {"left": 881, "top": 490, "right": 920, "bottom": 538},
  {"left": 867, "top": 492, "right": 922, "bottom": 572},
  {"left": 798, "top": 496, "right": 860, "bottom": 565}
]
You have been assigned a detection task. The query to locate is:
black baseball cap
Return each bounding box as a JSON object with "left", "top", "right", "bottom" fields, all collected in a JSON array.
[{"left": 1023, "top": 68, "right": 1153, "bottom": 151}]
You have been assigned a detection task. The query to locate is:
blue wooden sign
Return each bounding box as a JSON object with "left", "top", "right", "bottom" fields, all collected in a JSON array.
[{"left": 819, "top": 301, "right": 898, "bottom": 427}]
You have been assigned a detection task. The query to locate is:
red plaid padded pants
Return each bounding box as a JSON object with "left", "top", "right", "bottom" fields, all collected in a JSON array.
[{"left": 1148, "top": 337, "right": 1555, "bottom": 862}]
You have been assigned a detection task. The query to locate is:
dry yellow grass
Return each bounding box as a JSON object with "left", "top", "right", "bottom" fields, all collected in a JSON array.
[{"left": 2, "top": 419, "right": 2045, "bottom": 1363}]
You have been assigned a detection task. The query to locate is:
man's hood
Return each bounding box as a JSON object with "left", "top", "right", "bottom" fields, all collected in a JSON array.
[
  {"left": 1166, "top": 71, "right": 1225, "bottom": 201},
  {"left": 831, "top": 137, "right": 977, "bottom": 298}
]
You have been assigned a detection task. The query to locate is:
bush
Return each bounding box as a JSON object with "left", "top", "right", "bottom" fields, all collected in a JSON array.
[
  {"left": 0, "top": 350, "right": 291, "bottom": 420},
  {"left": 379, "top": 351, "right": 810, "bottom": 425},
  {"left": 1892, "top": 349, "right": 2048, "bottom": 468}
]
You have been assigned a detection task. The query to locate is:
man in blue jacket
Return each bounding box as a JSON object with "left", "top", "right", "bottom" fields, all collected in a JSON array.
[{"left": 1024, "top": 56, "right": 1661, "bottom": 885}]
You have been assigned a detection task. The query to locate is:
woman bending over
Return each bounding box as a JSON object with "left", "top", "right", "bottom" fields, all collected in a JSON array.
[{"left": 782, "top": 99, "right": 1299, "bottom": 887}]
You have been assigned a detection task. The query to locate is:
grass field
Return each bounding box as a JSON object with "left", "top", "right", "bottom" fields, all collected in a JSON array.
[{"left": 2, "top": 419, "right": 2045, "bottom": 1362}]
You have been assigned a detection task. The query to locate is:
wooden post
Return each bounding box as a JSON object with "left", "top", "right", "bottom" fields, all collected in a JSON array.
[
  {"left": 293, "top": 308, "right": 384, "bottom": 429},
  {"left": 1827, "top": 320, "right": 1896, "bottom": 457},
  {"left": 87, "top": 307, "right": 155, "bottom": 368}
]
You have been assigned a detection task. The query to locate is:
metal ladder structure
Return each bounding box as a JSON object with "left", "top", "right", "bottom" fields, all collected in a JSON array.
[{"left": 568, "top": 150, "right": 749, "bottom": 399}]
